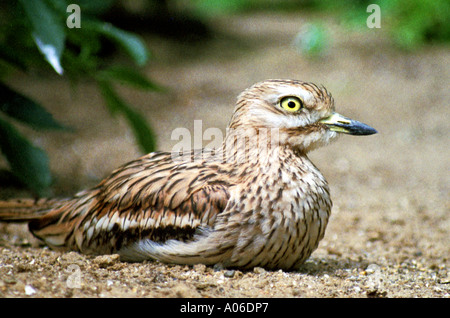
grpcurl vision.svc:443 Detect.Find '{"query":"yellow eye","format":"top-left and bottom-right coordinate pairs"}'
top-left (280, 96), bottom-right (303, 112)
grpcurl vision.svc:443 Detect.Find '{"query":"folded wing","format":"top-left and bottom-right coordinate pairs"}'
top-left (1, 151), bottom-right (233, 255)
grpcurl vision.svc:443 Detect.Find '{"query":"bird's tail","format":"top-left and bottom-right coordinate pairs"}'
top-left (0, 198), bottom-right (63, 222)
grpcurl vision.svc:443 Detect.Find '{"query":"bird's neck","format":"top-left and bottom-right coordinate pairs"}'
top-left (221, 126), bottom-right (312, 162)
top-left (221, 126), bottom-right (276, 165)
top-left (217, 127), bottom-right (316, 178)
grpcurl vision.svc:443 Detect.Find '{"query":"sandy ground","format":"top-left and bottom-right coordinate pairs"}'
top-left (0, 12), bottom-right (448, 298)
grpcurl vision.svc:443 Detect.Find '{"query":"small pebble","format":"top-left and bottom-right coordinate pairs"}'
top-left (58, 251), bottom-right (85, 265)
top-left (193, 264), bottom-right (207, 272)
top-left (93, 254), bottom-right (120, 268)
top-left (365, 264), bottom-right (380, 274)
top-left (224, 270), bottom-right (235, 278)
top-left (25, 285), bottom-right (36, 296)
top-left (439, 275), bottom-right (450, 284)
top-left (213, 263), bottom-right (224, 271)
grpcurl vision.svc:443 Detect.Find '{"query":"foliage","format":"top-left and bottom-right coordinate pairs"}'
top-left (313, 0), bottom-right (449, 50)
top-left (0, 0), bottom-right (159, 195)
top-left (187, 0), bottom-right (307, 15)
top-left (292, 23), bottom-right (328, 57)
top-left (188, 0), bottom-right (449, 50)
top-left (378, 0), bottom-right (449, 50)
top-left (1, 0), bottom-right (447, 195)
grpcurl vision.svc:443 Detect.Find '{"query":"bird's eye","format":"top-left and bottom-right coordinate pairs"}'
top-left (280, 96), bottom-right (303, 112)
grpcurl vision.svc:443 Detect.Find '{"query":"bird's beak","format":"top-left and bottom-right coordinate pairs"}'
top-left (319, 112), bottom-right (377, 135)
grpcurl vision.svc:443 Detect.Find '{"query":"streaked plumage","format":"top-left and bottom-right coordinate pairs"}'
top-left (0, 79), bottom-right (376, 270)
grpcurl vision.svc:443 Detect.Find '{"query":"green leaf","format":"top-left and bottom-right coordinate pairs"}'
top-left (98, 81), bottom-right (156, 153)
top-left (97, 66), bottom-right (162, 91)
top-left (84, 21), bottom-right (149, 66)
top-left (0, 83), bottom-right (68, 130)
top-left (293, 23), bottom-right (328, 57)
top-left (0, 116), bottom-right (52, 195)
top-left (97, 80), bottom-right (120, 115)
top-left (121, 104), bottom-right (157, 154)
top-left (18, 0), bottom-right (65, 74)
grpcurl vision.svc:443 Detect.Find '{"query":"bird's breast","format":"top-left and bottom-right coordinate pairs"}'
top-left (223, 158), bottom-right (332, 270)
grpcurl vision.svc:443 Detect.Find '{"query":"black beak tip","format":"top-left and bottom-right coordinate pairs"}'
top-left (352, 123), bottom-right (378, 135)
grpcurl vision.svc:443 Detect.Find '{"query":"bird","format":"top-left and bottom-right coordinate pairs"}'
top-left (0, 79), bottom-right (376, 270)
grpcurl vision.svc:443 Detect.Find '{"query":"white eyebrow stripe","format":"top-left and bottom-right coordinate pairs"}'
top-left (248, 107), bottom-right (312, 128)
top-left (269, 86), bottom-right (314, 104)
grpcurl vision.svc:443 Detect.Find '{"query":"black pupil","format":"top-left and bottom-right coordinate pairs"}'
top-left (287, 101), bottom-right (296, 108)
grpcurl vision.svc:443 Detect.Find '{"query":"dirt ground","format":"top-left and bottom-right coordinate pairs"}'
top-left (0, 12), bottom-right (448, 298)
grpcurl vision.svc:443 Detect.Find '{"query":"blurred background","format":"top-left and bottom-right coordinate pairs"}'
top-left (0, 0), bottom-right (448, 197)
top-left (0, 0), bottom-right (448, 215)
top-left (0, 0), bottom-right (448, 297)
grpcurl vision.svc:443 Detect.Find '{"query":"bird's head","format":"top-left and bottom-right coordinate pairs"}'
top-left (227, 79), bottom-right (377, 153)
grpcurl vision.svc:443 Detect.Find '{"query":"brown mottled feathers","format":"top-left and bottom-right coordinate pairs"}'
top-left (0, 198), bottom-right (66, 221)
top-left (0, 79), bottom-right (376, 270)
top-left (22, 150), bottom-right (233, 254)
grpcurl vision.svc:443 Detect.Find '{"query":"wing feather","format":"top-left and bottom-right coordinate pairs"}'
top-left (28, 151), bottom-right (233, 254)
